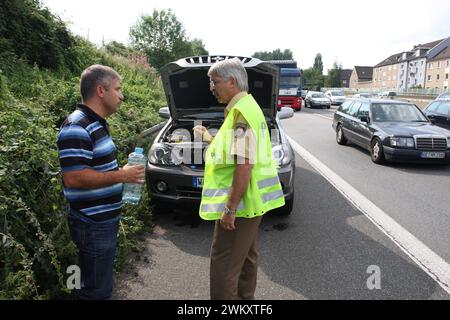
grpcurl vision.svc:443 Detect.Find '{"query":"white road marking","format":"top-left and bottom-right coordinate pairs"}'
top-left (287, 136), bottom-right (450, 294)
top-left (314, 114), bottom-right (333, 121)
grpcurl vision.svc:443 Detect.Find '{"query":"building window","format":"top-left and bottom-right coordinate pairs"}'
top-left (428, 63), bottom-right (432, 69)
top-left (447, 60), bottom-right (450, 67)
top-left (437, 74), bottom-right (440, 80)
top-left (446, 73), bottom-right (449, 80)
top-left (428, 75), bottom-right (431, 81)
top-left (437, 61), bottom-right (441, 68)
top-left (421, 61), bottom-right (424, 65)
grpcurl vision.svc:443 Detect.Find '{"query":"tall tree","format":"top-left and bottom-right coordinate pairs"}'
top-left (326, 60), bottom-right (343, 87)
top-left (302, 68), bottom-right (324, 91)
top-left (129, 9), bottom-right (207, 70)
top-left (189, 38), bottom-right (209, 56)
top-left (313, 53), bottom-right (323, 74)
top-left (253, 48), bottom-right (293, 60)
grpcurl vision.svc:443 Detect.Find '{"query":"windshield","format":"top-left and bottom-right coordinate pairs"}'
top-left (312, 93), bottom-right (326, 98)
top-left (371, 103), bottom-right (428, 122)
top-left (280, 76), bottom-right (301, 87)
top-left (331, 91), bottom-right (344, 96)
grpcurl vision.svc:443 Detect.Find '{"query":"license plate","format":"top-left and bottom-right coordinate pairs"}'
top-left (284, 105), bottom-right (291, 108)
top-left (420, 152), bottom-right (445, 159)
top-left (192, 177), bottom-right (204, 188)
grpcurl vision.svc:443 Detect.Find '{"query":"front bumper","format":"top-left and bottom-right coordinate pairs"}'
top-left (146, 161), bottom-right (296, 206)
top-left (330, 99), bottom-right (345, 105)
top-left (383, 146), bottom-right (450, 163)
top-left (310, 101), bottom-right (331, 108)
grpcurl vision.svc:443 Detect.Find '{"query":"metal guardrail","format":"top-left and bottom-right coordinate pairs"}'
top-left (321, 87), bottom-right (445, 98)
top-left (139, 121), bottom-right (167, 138)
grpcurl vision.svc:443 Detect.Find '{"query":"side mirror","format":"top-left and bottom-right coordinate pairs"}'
top-left (359, 116), bottom-right (370, 123)
top-left (278, 107), bottom-right (294, 120)
top-left (158, 107), bottom-right (170, 119)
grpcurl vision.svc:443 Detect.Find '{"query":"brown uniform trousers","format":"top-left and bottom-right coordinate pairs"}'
top-left (210, 215), bottom-right (263, 300)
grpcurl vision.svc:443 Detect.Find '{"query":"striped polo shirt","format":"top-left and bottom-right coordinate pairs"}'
top-left (57, 104), bottom-right (123, 221)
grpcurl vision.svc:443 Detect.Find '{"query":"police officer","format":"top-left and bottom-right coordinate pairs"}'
top-left (194, 58), bottom-right (284, 300)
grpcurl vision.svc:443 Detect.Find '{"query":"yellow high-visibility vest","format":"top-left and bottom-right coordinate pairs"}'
top-left (199, 94), bottom-right (285, 220)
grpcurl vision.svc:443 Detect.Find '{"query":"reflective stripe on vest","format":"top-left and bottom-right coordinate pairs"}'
top-left (203, 176), bottom-right (280, 198)
top-left (262, 189), bottom-right (284, 203)
top-left (201, 201), bottom-right (245, 213)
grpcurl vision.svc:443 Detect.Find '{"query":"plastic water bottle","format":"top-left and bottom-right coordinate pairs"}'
top-left (123, 147), bottom-right (147, 204)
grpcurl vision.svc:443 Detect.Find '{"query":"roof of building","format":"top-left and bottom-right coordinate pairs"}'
top-left (354, 66), bottom-right (373, 80)
top-left (375, 52), bottom-right (403, 68)
top-left (413, 39), bottom-right (444, 50)
top-left (428, 45), bottom-right (450, 62)
top-left (340, 69), bottom-right (352, 81)
top-left (374, 38), bottom-right (446, 67)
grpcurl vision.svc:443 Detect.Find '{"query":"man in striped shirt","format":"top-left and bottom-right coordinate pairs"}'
top-left (57, 65), bottom-right (145, 299)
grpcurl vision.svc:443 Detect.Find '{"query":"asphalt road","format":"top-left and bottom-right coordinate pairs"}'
top-left (114, 105), bottom-right (450, 300)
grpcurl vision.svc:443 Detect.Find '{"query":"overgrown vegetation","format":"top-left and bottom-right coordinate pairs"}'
top-left (0, 0), bottom-right (165, 299)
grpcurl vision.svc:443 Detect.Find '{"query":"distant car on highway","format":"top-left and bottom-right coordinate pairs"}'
top-left (324, 90), bottom-right (346, 105)
top-left (378, 91), bottom-right (397, 98)
top-left (423, 99), bottom-right (450, 130)
top-left (305, 91), bottom-right (331, 109)
top-left (332, 98), bottom-right (450, 164)
top-left (352, 92), bottom-right (373, 98)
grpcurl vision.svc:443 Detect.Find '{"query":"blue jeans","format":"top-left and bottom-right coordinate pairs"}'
top-left (68, 209), bottom-right (120, 300)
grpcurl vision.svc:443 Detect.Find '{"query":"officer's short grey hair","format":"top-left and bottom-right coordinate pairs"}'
top-left (207, 57), bottom-right (249, 92)
top-left (80, 64), bottom-right (122, 101)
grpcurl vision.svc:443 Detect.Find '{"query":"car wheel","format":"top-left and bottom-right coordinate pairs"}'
top-left (327, 105), bottom-right (331, 109)
top-left (273, 194), bottom-right (293, 216)
top-left (150, 200), bottom-right (173, 215)
top-left (371, 138), bottom-right (385, 164)
top-left (336, 125), bottom-right (347, 145)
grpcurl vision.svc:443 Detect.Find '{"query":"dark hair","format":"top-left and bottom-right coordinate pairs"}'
top-left (79, 64), bottom-right (122, 101)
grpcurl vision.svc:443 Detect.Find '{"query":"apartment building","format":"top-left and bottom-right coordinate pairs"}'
top-left (373, 53), bottom-right (401, 89)
top-left (349, 66), bottom-right (373, 89)
top-left (340, 69), bottom-right (352, 88)
top-left (425, 45), bottom-right (450, 91)
top-left (371, 37), bottom-right (450, 90)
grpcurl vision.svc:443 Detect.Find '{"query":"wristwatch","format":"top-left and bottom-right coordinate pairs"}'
top-left (224, 206), bottom-right (236, 216)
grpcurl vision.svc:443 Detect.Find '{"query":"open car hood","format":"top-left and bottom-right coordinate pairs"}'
top-left (160, 55), bottom-right (279, 121)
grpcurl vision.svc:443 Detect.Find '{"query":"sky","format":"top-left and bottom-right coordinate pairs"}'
top-left (42, 0), bottom-right (450, 74)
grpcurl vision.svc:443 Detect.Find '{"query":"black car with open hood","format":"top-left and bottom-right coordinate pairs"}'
top-left (145, 55), bottom-right (296, 216)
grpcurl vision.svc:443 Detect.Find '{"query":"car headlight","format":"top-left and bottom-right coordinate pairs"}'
top-left (447, 137), bottom-right (450, 148)
top-left (272, 144), bottom-right (292, 166)
top-left (390, 137), bottom-right (414, 148)
top-left (149, 143), bottom-right (183, 166)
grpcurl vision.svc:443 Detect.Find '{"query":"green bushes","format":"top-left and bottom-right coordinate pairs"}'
top-left (0, 0), bottom-right (167, 299)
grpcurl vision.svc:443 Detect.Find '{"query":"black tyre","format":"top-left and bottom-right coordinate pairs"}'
top-left (150, 200), bottom-right (173, 215)
top-left (273, 195), bottom-right (293, 217)
top-left (336, 125), bottom-right (347, 145)
top-left (370, 138), bottom-right (385, 164)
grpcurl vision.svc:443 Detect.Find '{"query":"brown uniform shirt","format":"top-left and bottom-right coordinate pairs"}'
top-left (224, 92), bottom-right (257, 164)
